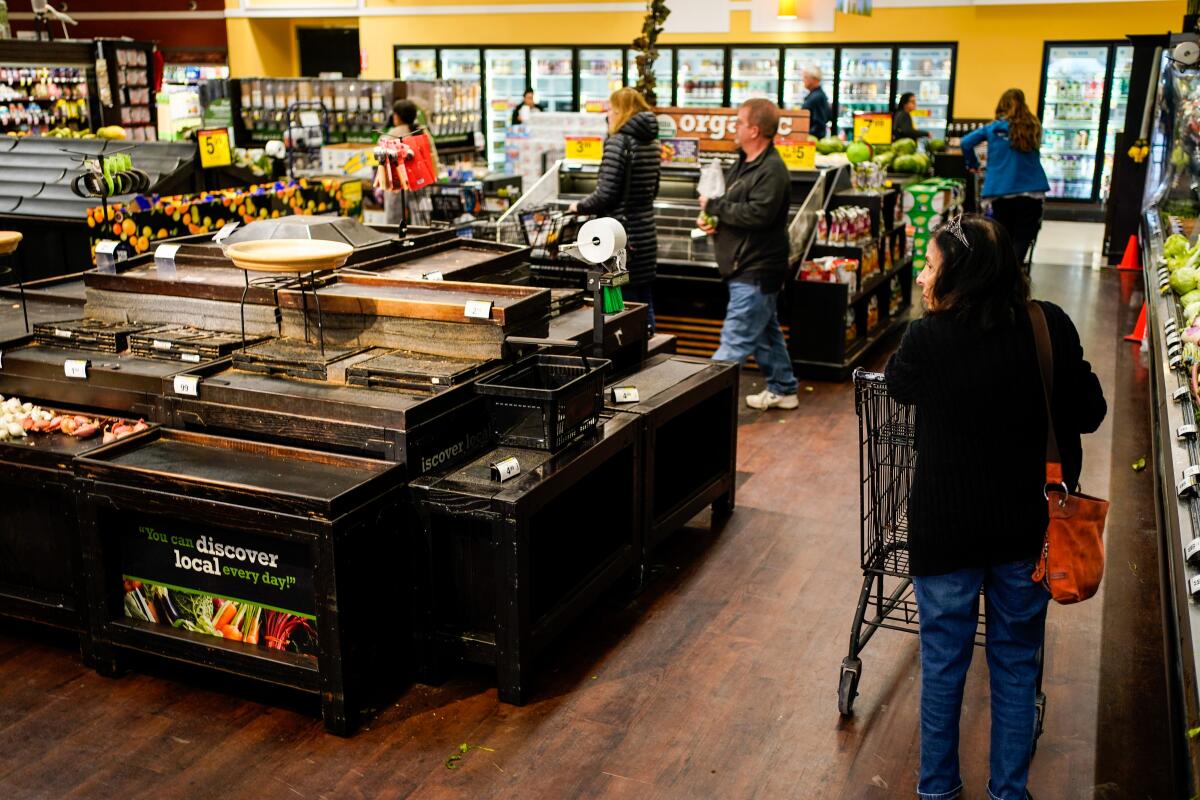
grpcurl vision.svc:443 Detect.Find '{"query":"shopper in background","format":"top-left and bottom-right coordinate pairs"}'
top-left (699, 98), bottom-right (800, 410)
top-left (885, 214), bottom-right (1106, 800)
top-left (384, 98), bottom-right (440, 227)
top-left (961, 89), bottom-right (1050, 267)
top-left (568, 87), bottom-right (662, 331)
top-left (893, 92), bottom-right (931, 141)
top-left (511, 88), bottom-right (544, 125)
top-left (801, 66), bottom-right (832, 140)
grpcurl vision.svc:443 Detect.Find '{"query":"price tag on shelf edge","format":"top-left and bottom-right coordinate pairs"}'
top-left (491, 456), bottom-right (521, 482)
top-left (565, 136), bottom-right (604, 163)
top-left (853, 113), bottom-right (892, 146)
top-left (1186, 537), bottom-right (1200, 562)
top-left (64, 359), bottom-right (88, 380)
top-left (464, 299), bottom-right (493, 320)
top-left (212, 222), bottom-right (240, 244)
top-left (777, 139), bottom-right (816, 171)
top-left (173, 374), bottom-right (200, 397)
top-left (1190, 574), bottom-right (1200, 597)
top-left (612, 386), bottom-right (640, 404)
top-left (423, 271), bottom-right (444, 281)
top-left (197, 128), bottom-right (233, 169)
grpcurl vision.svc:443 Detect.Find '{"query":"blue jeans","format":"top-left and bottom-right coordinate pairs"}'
top-left (712, 280), bottom-right (798, 395)
top-left (912, 561), bottom-right (1049, 800)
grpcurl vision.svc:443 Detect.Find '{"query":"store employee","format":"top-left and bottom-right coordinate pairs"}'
top-left (511, 88), bottom-right (545, 125)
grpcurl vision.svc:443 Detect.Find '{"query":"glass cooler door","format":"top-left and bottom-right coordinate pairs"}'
top-left (531, 48), bottom-right (574, 112)
top-left (837, 47), bottom-right (893, 137)
top-left (730, 47), bottom-right (780, 106)
top-left (578, 48), bottom-right (623, 108)
top-left (1040, 44), bottom-right (1110, 201)
top-left (783, 47), bottom-right (835, 110)
top-left (677, 47), bottom-right (725, 108)
top-left (896, 46), bottom-right (952, 141)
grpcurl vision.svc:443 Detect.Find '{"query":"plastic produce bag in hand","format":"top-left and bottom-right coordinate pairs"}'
top-left (697, 159), bottom-right (726, 198)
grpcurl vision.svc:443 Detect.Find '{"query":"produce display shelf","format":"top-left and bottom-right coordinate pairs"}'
top-left (410, 412), bottom-right (641, 704)
top-left (604, 354), bottom-right (737, 582)
top-left (75, 427), bottom-right (405, 735)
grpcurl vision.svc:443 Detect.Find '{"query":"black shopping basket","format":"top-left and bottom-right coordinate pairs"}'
top-left (842, 369), bottom-right (1046, 750)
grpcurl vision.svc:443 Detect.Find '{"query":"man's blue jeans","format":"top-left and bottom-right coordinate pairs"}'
top-left (712, 280), bottom-right (798, 396)
top-left (912, 561), bottom-right (1049, 800)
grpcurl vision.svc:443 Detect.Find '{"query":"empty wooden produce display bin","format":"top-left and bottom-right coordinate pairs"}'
top-left (605, 354), bottom-right (739, 582)
top-left (409, 413), bottom-right (642, 704)
top-left (74, 428), bottom-right (405, 735)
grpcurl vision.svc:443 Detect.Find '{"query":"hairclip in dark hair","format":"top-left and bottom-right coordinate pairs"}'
top-left (942, 210), bottom-right (970, 251)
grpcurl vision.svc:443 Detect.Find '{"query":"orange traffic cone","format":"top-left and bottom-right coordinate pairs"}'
top-left (1125, 302), bottom-right (1147, 343)
top-left (1118, 234), bottom-right (1140, 271)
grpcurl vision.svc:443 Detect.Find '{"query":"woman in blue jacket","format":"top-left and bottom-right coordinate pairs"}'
top-left (961, 89), bottom-right (1050, 267)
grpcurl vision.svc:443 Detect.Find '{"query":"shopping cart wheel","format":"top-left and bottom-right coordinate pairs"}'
top-left (1032, 690), bottom-right (1047, 757)
top-left (838, 657), bottom-right (861, 716)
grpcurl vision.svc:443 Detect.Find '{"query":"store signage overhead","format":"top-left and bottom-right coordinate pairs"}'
top-left (653, 107), bottom-right (811, 153)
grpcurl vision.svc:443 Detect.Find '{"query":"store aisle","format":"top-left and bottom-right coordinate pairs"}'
top-left (0, 250), bottom-right (1170, 799)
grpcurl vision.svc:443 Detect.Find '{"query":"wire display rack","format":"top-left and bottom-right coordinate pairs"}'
top-left (842, 369), bottom-right (1045, 750)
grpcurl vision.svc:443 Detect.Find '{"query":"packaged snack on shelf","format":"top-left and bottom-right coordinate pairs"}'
top-left (845, 308), bottom-right (858, 343)
top-left (867, 296), bottom-right (881, 331)
top-left (889, 276), bottom-right (903, 314)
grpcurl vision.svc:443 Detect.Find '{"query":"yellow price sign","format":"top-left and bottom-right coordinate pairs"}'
top-left (853, 113), bottom-right (892, 146)
top-left (777, 140), bottom-right (816, 171)
top-left (584, 101), bottom-right (607, 113)
top-left (565, 136), bottom-right (604, 162)
top-left (197, 128), bottom-right (232, 169)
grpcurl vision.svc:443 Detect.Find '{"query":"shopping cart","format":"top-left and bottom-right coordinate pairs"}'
top-left (841, 370), bottom-right (1046, 750)
top-left (519, 208), bottom-right (589, 261)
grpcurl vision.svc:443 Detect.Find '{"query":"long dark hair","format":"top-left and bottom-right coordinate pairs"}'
top-left (995, 88), bottom-right (1041, 152)
top-left (927, 214), bottom-right (1029, 330)
top-left (896, 92), bottom-right (915, 113)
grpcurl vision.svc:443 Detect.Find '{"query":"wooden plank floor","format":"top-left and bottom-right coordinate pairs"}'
top-left (0, 260), bottom-right (1173, 799)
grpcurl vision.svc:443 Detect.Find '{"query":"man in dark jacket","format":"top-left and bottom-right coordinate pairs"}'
top-left (699, 98), bottom-right (800, 410)
top-left (569, 99), bottom-right (661, 331)
top-left (801, 67), bottom-right (832, 140)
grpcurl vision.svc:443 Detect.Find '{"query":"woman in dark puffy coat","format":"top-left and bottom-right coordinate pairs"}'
top-left (570, 87), bottom-right (662, 331)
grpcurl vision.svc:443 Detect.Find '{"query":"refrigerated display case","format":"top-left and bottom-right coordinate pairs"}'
top-left (784, 47), bottom-right (835, 110)
top-left (1039, 43), bottom-right (1111, 201)
top-left (730, 47), bottom-right (780, 106)
top-left (627, 48), bottom-right (673, 106)
top-left (531, 48), bottom-right (574, 112)
top-left (1100, 45), bottom-right (1134, 200)
top-left (396, 49), bottom-right (438, 81)
top-left (579, 48), bottom-right (623, 108)
top-left (441, 49), bottom-right (482, 82)
top-left (837, 47), bottom-right (892, 136)
top-left (677, 48), bottom-right (725, 108)
top-left (896, 46), bottom-right (952, 141)
top-left (486, 49), bottom-right (526, 171)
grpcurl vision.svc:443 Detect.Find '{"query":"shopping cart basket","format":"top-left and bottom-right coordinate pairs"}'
top-left (842, 370), bottom-right (1046, 748)
top-left (519, 208), bottom-right (588, 261)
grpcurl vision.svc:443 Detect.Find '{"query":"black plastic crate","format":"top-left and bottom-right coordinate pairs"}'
top-left (475, 353), bottom-right (610, 452)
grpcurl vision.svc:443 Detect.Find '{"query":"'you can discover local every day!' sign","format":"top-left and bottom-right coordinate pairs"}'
top-left (119, 517), bottom-right (318, 656)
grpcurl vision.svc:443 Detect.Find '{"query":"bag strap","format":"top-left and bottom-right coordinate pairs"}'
top-left (1028, 301), bottom-right (1064, 486)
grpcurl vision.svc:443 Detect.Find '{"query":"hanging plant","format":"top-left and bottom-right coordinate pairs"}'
top-left (632, 0), bottom-right (670, 106)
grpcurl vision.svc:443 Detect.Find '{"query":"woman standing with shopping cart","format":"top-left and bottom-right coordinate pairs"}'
top-left (884, 215), bottom-right (1105, 800)
top-left (568, 87), bottom-right (661, 332)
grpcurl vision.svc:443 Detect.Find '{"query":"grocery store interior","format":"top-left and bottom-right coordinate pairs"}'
top-left (0, 1), bottom-right (1196, 797)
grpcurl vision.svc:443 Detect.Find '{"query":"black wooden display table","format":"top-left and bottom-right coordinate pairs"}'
top-left (409, 412), bottom-right (641, 704)
top-left (604, 354), bottom-right (738, 582)
top-left (165, 359), bottom-right (497, 471)
top-left (0, 408), bottom-right (155, 643)
top-left (549, 302), bottom-right (648, 376)
top-left (74, 428), bottom-right (404, 735)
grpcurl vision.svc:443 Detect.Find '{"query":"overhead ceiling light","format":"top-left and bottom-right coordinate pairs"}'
top-left (779, 0), bottom-right (798, 20)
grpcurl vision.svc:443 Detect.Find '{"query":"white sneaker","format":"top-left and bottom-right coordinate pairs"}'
top-left (746, 389), bottom-right (799, 410)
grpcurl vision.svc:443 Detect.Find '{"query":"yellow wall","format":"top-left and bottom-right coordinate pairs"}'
top-left (228, 1), bottom-right (1186, 118)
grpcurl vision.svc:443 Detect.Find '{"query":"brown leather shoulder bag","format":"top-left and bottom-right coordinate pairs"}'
top-left (1027, 301), bottom-right (1109, 604)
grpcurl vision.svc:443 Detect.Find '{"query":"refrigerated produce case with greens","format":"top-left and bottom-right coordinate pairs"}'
top-left (1138, 31), bottom-right (1200, 795)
